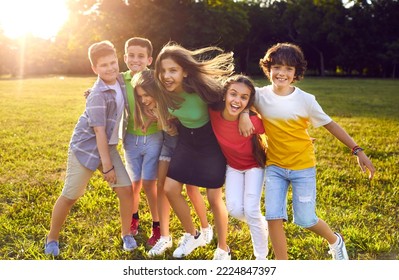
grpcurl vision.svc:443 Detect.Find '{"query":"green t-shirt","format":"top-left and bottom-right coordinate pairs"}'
top-left (168, 92), bottom-right (209, 128)
top-left (123, 71), bottom-right (159, 136)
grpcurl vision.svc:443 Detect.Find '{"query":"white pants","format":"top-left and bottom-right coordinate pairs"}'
top-left (225, 165), bottom-right (269, 260)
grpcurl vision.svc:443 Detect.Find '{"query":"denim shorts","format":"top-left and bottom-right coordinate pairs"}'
top-left (159, 132), bottom-right (178, 162)
top-left (123, 131), bottom-right (163, 181)
top-left (265, 165), bottom-right (319, 228)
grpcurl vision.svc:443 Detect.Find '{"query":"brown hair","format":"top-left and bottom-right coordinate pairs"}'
top-left (125, 37), bottom-right (153, 57)
top-left (154, 42), bottom-right (235, 111)
top-left (215, 74), bottom-right (267, 167)
top-left (88, 40), bottom-right (116, 67)
top-left (131, 69), bottom-right (170, 131)
top-left (259, 42), bottom-right (307, 83)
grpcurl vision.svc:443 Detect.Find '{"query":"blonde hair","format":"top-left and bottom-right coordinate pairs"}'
top-left (154, 42), bottom-right (235, 110)
top-left (131, 69), bottom-right (171, 131)
top-left (88, 40), bottom-right (116, 66)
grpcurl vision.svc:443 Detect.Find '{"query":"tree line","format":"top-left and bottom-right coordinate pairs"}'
top-left (1, 0), bottom-right (398, 78)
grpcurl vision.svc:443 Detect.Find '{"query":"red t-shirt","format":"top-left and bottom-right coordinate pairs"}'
top-left (209, 109), bottom-right (265, 170)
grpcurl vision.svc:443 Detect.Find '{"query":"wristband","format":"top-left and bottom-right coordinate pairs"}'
top-left (102, 165), bottom-right (114, 174)
top-left (351, 146), bottom-right (364, 156)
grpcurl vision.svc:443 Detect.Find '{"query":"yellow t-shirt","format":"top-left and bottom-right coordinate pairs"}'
top-left (254, 85), bottom-right (332, 170)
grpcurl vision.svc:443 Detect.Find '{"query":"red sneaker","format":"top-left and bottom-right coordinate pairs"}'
top-left (130, 218), bottom-right (139, 236)
top-left (147, 226), bottom-right (161, 246)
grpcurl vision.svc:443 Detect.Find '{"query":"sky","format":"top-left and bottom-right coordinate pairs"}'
top-left (0, 0), bottom-right (69, 39)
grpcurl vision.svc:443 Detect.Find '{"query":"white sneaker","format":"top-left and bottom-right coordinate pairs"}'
top-left (173, 232), bottom-right (206, 258)
top-left (201, 225), bottom-right (213, 244)
top-left (148, 236), bottom-right (173, 257)
top-left (213, 247), bottom-right (231, 260)
top-left (328, 232), bottom-right (349, 260)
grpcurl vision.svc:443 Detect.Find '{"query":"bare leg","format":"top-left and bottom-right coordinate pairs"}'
top-left (164, 177), bottom-right (196, 235)
top-left (186, 185), bottom-right (209, 228)
top-left (268, 219), bottom-right (288, 260)
top-left (47, 195), bottom-right (77, 242)
top-left (307, 218), bottom-right (338, 244)
top-left (157, 160), bottom-right (171, 237)
top-left (206, 188), bottom-right (228, 251)
top-left (131, 180), bottom-right (141, 215)
top-left (142, 179), bottom-right (159, 222)
top-left (114, 186), bottom-right (134, 236)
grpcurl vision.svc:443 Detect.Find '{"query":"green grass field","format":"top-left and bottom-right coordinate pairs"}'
top-left (0, 76), bottom-right (398, 260)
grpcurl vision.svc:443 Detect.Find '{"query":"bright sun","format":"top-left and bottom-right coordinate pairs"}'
top-left (0, 0), bottom-right (69, 39)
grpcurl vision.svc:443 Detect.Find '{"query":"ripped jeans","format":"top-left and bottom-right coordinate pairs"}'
top-left (265, 165), bottom-right (319, 228)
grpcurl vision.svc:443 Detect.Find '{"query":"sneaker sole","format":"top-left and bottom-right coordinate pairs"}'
top-left (173, 241), bottom-right (206, 258)
top-left (123, 245), bottom-right (137, 252)
top-left (148, 244), bottom-right (172, 257)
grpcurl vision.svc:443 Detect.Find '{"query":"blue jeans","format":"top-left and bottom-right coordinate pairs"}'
top-left (265, 165), bottom-right (318, 228)
top-left (123, 132), bottom-right (163, 181)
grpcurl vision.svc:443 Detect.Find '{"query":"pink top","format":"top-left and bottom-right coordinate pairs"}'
top-left (209, 109), bottom-right (265, 170)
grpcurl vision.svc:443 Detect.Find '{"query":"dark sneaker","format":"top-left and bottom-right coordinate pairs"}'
top-left (130, 218), bottom-right (139, 236)
top-left (147, 226), bottom-right (161, 246)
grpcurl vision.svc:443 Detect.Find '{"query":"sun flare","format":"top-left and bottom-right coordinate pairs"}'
top-left (0, 0), bottom-right (69, 39)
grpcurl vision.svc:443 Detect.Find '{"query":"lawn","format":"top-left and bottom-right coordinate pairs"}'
top-left (0, 76), bottom-right (398, 260)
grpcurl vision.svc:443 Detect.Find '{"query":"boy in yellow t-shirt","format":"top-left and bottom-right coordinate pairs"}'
top-left (240, 42), bottom-right (375, 260)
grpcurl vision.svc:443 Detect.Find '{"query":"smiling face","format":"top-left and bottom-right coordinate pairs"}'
top-left (158, 57), bottom-right (187, 93)
top-left (135, 86), bottom-right (156, 110)
top-left (91, 53), bottom-right (119, 85)
top-left (270, 64), bottom-right (296, 95)
top-left (124, 45), bottom-right (152, 75)
top-left (222, 82), bottom-right (252, 121)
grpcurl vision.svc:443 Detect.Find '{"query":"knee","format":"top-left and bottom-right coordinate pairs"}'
top-left (164, 184), bottom-right (179, 199)
top-left (114, 186), bottom-right (133, 197)
top-left (59, 195), bottom-right (78, 207)
top-left (227, 204), bottom-right (245, 221)
top-left (244, 208), bottom-right (261, 221)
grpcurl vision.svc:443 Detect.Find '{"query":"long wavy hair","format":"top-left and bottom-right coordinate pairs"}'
top-left (154, 42), bottom-right (235, 111)
top-left (131, 69), bottom-right (171, 131)
top-left (215, 74), bottom-right (267, 167)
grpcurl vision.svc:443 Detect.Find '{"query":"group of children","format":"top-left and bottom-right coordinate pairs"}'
top-left (44, 37), bottom-right (375, 260)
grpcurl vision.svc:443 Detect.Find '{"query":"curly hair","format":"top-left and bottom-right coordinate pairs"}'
top-left (259, 42), bottom-right (307, 83)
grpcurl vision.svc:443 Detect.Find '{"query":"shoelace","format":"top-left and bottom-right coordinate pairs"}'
top-left (178, 234), bottom-right (191, 249)
top-left (328, 246), bottom-right (344, 259)
top-left (153, 238), bottom-right (169, 250)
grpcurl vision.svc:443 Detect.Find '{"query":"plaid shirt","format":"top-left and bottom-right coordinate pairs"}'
top-left (69, 74), bottom-right (129, 171)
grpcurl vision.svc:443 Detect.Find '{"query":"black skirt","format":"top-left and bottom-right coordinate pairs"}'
top-left (167, 121), bottom-right (226, 188)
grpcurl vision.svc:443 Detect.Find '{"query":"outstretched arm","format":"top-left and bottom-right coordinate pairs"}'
top-left (324, 121), bottom-right (375, 180)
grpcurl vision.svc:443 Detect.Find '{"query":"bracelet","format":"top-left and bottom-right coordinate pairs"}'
top-left (241, 110), bottom-right (249, 114)
top-left (351, 146), bottom-right (364, 156)
top-left (102, 165), bottom-right (114, 174)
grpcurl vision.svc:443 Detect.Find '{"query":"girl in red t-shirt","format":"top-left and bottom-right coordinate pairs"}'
top-left (209, 75), bottom-right (269, 260)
